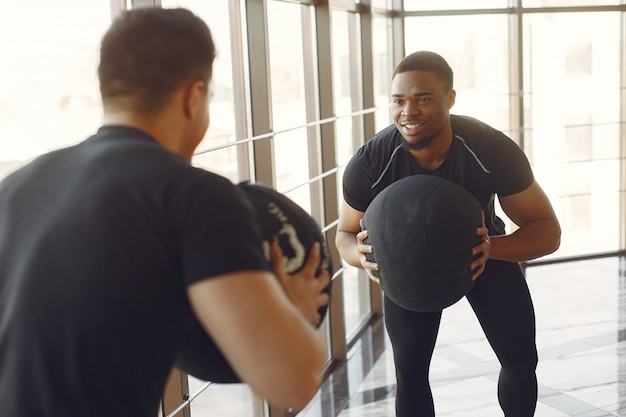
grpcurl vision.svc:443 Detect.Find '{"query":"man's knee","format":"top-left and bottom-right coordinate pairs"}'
top-left (501, 347), bottom-right (538, 373)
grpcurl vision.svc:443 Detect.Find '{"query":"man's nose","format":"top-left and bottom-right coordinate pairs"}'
top-left (401, 99), bottom-right (419, 116)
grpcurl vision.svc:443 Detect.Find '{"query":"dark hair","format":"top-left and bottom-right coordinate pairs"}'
top-left (392, 51), bottom-right (453, 92)
top-left (98, 7), bottom-right (216, 113)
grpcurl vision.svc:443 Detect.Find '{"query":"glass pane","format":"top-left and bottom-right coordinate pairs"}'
top-left (274, 128), bottom-right (311, 210)
top-left (373, 15), bottom-right (392, 132)
top-left (0, 0), bottom-right (112, 181)
top-left (162, 0), bottom-right (240, 182)
top-left (523, 12), bottom-right (622, 258)
top-left (268, 1), bottom-right (308, 132)
top-left (523, 0), bottom-right (621, 6)
top-left (267, 1), bottom-right (312, 205)
top-left (332, 11), bottom-right (356, 120)
top-left (403, 0), bottom-right (508, 11)
top-left (404, 14), bottom-right (511, 133)
top-left (193, 145), bottom-right (242, 182)
top-left (334, 10), bottom-right (357, 167)
top-left (370, 0), bottom-right (391, 8)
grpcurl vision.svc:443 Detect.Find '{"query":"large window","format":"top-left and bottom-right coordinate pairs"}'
top-left (0, 0), bottom-right (112, 179)
top-left (404, 14), bottom-right (511, 131)
top-left (523, 11), bottom-right (623, 258)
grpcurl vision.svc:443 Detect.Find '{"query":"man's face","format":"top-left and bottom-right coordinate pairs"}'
top-left (390, 70), bottom-right (455, 150)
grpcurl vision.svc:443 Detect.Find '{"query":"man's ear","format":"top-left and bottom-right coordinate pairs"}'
top-left (447, 88), bottom-right (456, 109)
top-left (183, 80), bottom-right (207, 119)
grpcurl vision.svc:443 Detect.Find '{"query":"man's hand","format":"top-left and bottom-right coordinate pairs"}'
top-left (270, 241), bottom-right (331, 326)
top-left (470, 211), bottom-right (490, 281)
top-left (357, 219), bottom-right (380, 284)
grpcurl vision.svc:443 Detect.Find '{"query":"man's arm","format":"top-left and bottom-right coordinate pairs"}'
top-left (335, 200), bottom-right (380, 282)
top-left (186, 253), bottom-right (328, 410)
top-left (487, 180), bottom-right (561, 263)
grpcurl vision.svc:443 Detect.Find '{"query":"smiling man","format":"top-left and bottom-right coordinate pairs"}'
top-left (335, 50), bottom-right (561, 417)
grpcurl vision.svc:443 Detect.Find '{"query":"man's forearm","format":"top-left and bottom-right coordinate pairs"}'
top-left (489, 219), bottom-right (561, 263)
top-left (335, 230), bottom-right (363, 268)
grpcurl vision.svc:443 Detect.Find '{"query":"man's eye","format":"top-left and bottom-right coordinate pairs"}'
top-left (393, 99), bottom-right (404, 105)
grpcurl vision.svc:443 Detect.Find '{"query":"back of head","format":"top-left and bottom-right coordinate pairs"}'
top-left (98, 7), bottom-right (216, 114)
top-left (392, 50), bottom-right (453, 92)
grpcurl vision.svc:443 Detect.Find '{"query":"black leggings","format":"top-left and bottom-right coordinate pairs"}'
top-left (384, 260), bottom-right (538, 417)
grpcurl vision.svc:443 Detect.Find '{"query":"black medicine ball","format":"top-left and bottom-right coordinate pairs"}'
top-left (174, 182), bottom-right (333, 383)
top-left (362, 175), bottom-right (483, 313)
top-left (239, 181), bottom-right (334, 302)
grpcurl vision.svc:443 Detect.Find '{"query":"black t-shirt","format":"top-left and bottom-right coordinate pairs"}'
top-left (0, 126), bottom-right (270, 417)
top-left (342, 114), bottom-right (534, 235)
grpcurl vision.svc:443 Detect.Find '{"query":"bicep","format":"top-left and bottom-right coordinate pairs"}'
top-left (497, 180), bottom-right (558, 227)
top-left (337, 200), bottom-right (365, 234)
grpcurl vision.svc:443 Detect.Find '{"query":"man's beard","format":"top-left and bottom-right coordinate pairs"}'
top-left (402, 134), bottom-right (436, 151)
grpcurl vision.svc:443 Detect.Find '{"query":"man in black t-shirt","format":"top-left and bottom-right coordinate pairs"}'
top-left (0, 8), bottom-right (329, 417)
top-left (336, 51), bottom-right (561, 417)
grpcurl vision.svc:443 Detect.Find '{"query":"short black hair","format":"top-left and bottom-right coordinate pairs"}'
top-left (98, 7), bottom-right (216, 113)
top-left (392, 51), bottom-right (453, 92)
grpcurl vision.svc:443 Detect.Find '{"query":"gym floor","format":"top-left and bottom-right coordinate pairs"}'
top-left (182, 256), bottom-right (625, 416)
top-left (297, 256), bottom-right (626, 417)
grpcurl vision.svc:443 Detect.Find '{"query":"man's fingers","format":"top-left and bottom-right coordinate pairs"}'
top-left (317, 292), bottom-right (330, 307)
top-left (303, 242), bottom-right (321, 273)
top-left (269, 241), bottom-right (286, 279)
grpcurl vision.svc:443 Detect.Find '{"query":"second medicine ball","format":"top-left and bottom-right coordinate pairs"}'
top-left (362, 175), bottom-right (483, 313)
top-left (239, 181), bottom-right (334, 312)
top-left (174, 182), bottom-right (333, 383)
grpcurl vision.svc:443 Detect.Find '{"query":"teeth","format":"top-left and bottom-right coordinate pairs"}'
top-left (404, 123), bottom-right (421, 129)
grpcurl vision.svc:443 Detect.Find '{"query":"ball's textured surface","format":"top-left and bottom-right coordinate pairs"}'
top-left (174, 182), bottom-right (333, 382)
top-left (362, 175), bottom-right (482, 312)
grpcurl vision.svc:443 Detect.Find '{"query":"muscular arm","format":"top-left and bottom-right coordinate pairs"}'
top-left (489, 180), bottom-right (561, 262)
top-left (335, 200), bottom-right (380, 281)
top-left (335, 201), bottom-right (364, 268)
top-left (186, 271), bottom-right (326, 410)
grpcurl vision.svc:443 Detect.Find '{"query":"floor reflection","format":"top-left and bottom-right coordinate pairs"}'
top-left (298, 256), bottom-right (626, 417)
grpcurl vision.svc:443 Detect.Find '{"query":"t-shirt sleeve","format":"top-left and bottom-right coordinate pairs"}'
top-left (342, 147), bottom-right (375, 213)
top-left (490, 134), bottom-right (534, 197)
top-left (175, 173), bottom-right (271, 287)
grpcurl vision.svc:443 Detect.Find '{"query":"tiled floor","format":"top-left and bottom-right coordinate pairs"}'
top-left (179, 256), bottom-right (625, 416)
top-left (297, 256), bottom-right (626, 417)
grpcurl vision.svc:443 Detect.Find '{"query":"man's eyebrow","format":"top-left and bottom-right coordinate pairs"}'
top-left (391, 92), bottom-right (433, 98)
